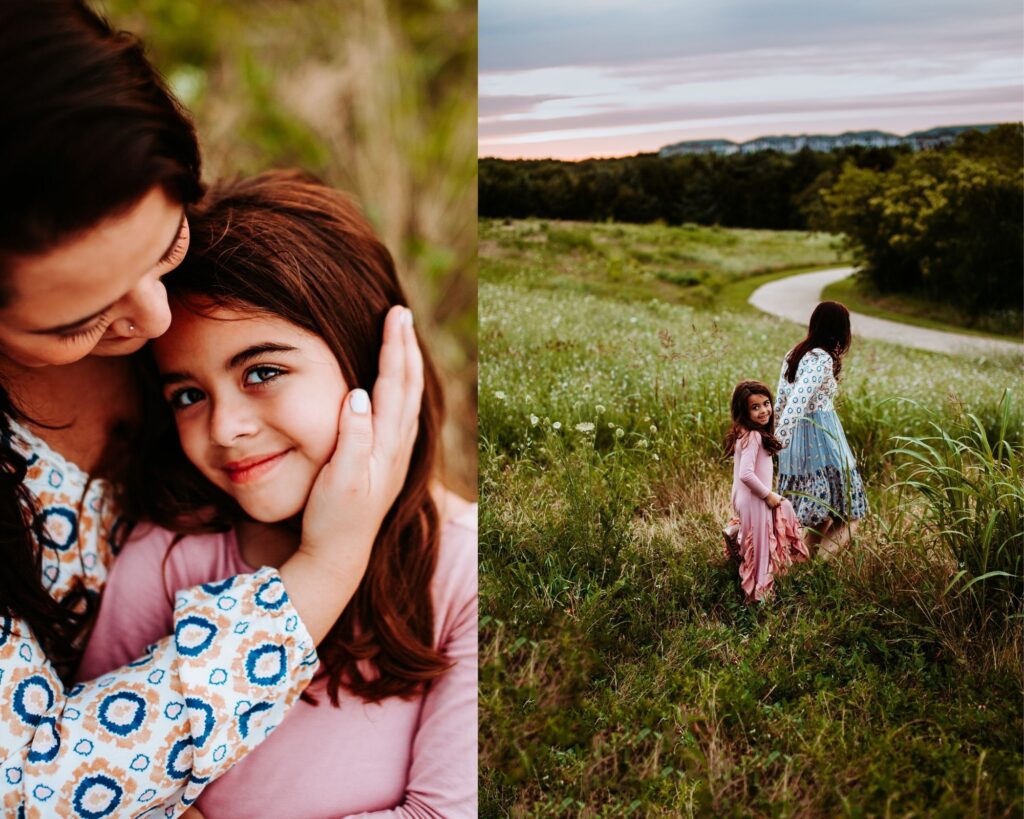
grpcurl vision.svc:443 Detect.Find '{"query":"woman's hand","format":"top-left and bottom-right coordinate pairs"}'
top-left (766, 492), bottom-right (783, 509)
top-left (279, 305), bottom-right (423, 643)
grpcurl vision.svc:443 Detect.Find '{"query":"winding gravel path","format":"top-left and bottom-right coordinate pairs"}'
top-left (749, 267), bottom-right (1024, 356)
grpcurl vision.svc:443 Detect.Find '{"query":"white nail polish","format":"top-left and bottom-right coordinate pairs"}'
top-left (350, 389), bottom-right (370, 414)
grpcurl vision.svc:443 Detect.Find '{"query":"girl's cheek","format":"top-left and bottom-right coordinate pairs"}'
top-left (176, 422), bottom-right (205, 470)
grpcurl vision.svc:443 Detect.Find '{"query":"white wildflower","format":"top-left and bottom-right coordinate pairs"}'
top-left (575, 422), bottom-right (595, 433)
top-left (530, 415), bottom-right (539, 426)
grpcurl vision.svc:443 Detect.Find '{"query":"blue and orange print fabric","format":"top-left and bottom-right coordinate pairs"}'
top-left (0, 420), bottom-right (318, 818)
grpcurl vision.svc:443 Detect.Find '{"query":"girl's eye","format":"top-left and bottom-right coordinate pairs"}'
top-left (169, 387), bottom-right (205, 409)
top-left (243, 366), bottom-right (284, 386)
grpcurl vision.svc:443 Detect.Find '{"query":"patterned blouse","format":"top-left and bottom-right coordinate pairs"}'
top-left (774, 348), bottom-right (838, 448)
top-left (0, 420), bottom-right (318, 818)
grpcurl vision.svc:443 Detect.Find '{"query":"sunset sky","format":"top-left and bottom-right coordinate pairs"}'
top-left (479, 0), bottom-right (1024, 159)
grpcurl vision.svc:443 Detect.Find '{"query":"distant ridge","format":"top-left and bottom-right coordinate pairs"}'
top-left (658, 124), bottom-right (1000, 157)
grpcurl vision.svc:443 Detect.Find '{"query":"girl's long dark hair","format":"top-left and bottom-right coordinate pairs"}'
top-left (724, 380), bottom-right (782, 457)
top-left (122, 170), bottom-right (449, 705)
top-left (0, 1), bottom-right (202, 680)
top-left (784, 301), bottom-right (851, 384)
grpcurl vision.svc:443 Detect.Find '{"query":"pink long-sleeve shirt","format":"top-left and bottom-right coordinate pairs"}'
top-left (79, 507), bottom-right (478, 818)
top-left (733, 429), bottom-right (773, 502)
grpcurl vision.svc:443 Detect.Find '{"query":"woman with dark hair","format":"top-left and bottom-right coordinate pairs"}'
top-left (775, 301), bottom-right (868, 552)
top-left (0, 2), bottom-right (422, 814)
top-left (79, 170), bottom-right (477, 817)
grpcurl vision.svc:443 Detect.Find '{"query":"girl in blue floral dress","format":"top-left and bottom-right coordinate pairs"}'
top-left (775, 301), bottom-right (868, 553)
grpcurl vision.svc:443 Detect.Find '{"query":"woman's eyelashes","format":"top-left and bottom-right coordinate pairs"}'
top-left (58, 314), bottom-right (110, 344)
top-left (158, 220), bottom-right (189, 266)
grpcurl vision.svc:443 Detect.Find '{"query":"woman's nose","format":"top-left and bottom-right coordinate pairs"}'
top-left (114, 274), bottom-right (172, 339)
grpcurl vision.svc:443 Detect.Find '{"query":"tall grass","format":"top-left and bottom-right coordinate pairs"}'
top-left (480, 221), bottom-right (1024, 816)
top-left (889, 391), bottom-right (1023, 623)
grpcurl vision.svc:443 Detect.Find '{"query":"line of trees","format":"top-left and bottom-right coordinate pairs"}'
top-left (479, 145), bottom-right (906, 229)
top-left (480, 124), bottom-right (1023, 322)
top-left (819, 125), bottom-right (1022, 320)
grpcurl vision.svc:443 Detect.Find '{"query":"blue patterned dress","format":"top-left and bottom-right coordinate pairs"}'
top-left (0, 419), bottom-right (318, 818)
top-left (774, 348), bottom-right (868, 527)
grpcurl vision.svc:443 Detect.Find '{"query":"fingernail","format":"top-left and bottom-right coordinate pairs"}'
top-left (401, 308), bottom-right (413, 327)
top-left (349, 389), bottom-right (370, 414)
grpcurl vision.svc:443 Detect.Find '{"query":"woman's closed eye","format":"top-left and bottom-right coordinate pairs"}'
top-left (168, 386), bottom-right (206, 409)
top-left (158, 219), bottom-right (190, 267)
top-left (57, 314), bottom-right (110, 345)
top-left (243, 365), bottom-right (286, 387)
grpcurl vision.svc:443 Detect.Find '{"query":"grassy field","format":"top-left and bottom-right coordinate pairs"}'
top-left (480, 218), bottom-right (847, 310)
top-left (479, 219), bottom-right (1023, 817)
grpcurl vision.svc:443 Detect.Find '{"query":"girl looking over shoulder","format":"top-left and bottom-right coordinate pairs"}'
top-left (79, 171), bottom-right (478, 818)
top-left (724, 380), bottom-right (809, 602)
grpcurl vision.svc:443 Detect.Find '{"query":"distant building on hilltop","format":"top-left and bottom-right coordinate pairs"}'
top-left (657, 124), bottom-right (998, 157)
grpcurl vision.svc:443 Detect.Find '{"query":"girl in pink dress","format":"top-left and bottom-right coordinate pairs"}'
top-left (724, 380), bottom-right (809, 602)
top-left (79, 171), bottom-right (477, 817)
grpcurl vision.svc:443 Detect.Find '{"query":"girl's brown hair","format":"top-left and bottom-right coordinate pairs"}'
top-left (124, 169), bottom-right (448, 704)
top-left (784, 301), bottom-right (851, 384)
top-left (724, 380), bottom-right (782, 457)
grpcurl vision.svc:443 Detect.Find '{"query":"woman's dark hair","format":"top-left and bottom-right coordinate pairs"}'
top-left (0, 0), bottom-right (203, 291)
top-left (784, 301), bottom-right (851, 384)
top-left (123, 170), bottom-right (450, 705)
top-left (0, 0), bottom-right (203, 681)
top-left (724, 380), bottom-right (782, 457)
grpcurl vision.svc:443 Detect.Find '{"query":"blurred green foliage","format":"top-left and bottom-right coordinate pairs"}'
top-left (96, 0), bottom-right (477, 493)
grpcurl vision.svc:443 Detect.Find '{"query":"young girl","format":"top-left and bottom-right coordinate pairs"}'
top-left (724, 380), bottom-right (809, 602)
top-left (775, 301), bottom-right (868, 553)
top-left (78, 171), bottom-right (477, 817)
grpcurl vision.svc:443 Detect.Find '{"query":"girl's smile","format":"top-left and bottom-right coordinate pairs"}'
top-left (151, 303), bottom-right (349, 522)
top-left (747, 394), bottom-right (772, 427)
top-left (222, 449), bottom-right (294, 484)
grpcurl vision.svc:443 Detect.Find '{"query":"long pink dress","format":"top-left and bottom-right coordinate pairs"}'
top-left (729, 430), bottom-right (809, 601)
